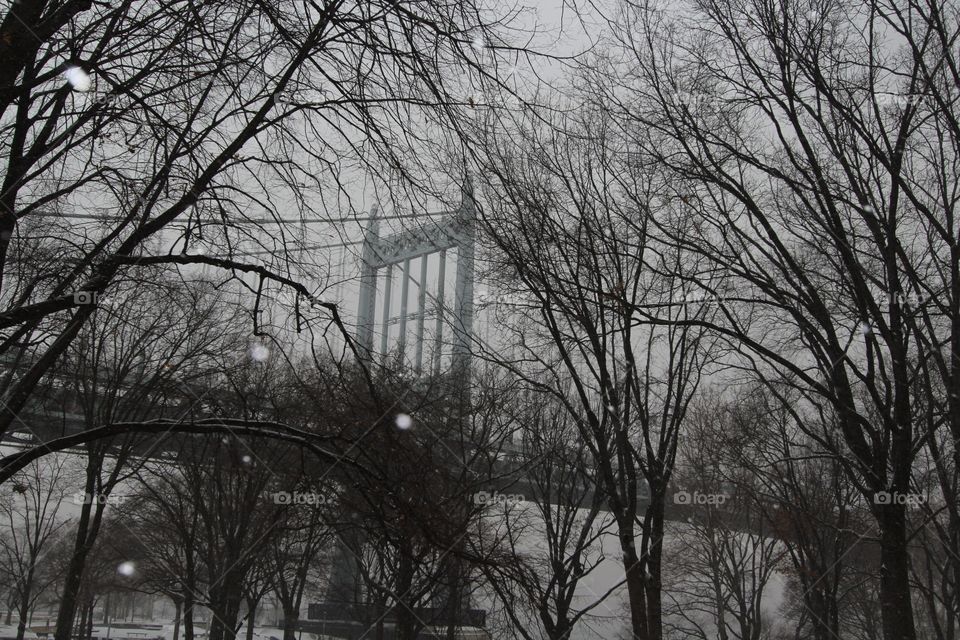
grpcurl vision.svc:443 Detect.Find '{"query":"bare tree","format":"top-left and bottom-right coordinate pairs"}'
top-left (266, 493), bottom-right (332, 640)
top-left (0, 454), bottom-right (72, 640)
top-left (722, 387), bottom-right (884, 640)
top-left (472, 102), bottom-right (717, 640)
top-left (329, 365), bottom-right (515, 640)
top-left (665, 392), bottom-right (787, 640)
top-left (131, 433), bottom-right (290, 640)
top-left (121, 465), bottom-right (203, 640)
top-left (241, 563), bottom-right (273, 640)
top-left (585, 1), bottom-right (960, 638)
top-left (47, 277), bottom-right (243, 640)
top-left (474, 387), bottom-right (618, 640)
top-left (0, 0), bottom-right (529, 464)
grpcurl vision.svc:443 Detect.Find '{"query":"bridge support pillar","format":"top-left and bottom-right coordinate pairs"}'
top-left (353, 178), bottom-right (475, 373)
top-left (326, 530), bottom-right (364, 608)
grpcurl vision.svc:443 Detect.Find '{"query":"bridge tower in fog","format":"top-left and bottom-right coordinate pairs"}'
top-left (320, 180), bottom-right (481, 637)
top-left (354, 179), bottom-right (476, 379)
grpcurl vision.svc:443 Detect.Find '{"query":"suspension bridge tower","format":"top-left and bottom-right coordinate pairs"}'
top-left (317, 179), bottom-right (482, 639)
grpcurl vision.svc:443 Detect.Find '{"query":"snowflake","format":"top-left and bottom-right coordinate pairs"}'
top-left (249, 343), bottom-right (270, 362)
top-left (64, 67), bottom-right (91, 92)
top-left (395, 413), bottom-right (413, 430)
top-left (117, 561), bottom-right (136, 577)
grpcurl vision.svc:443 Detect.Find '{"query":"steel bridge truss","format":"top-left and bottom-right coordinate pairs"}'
top-left (355, 181), bottom-right (475, 378)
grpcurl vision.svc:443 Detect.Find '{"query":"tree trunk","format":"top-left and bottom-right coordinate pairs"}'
top-left (395, 544), bottom-right (416, 640)
top-left (55, 552), bottom-right (86, 640)
top-left (77, 597), bottom-right (88, 640)
top-left (207, 593), bottom-right (224, 640)
top-left (172, 598), bottom-right (182, 640)
top-left (183, 591), bottom-right (195, 640)
top-left (244, 598), bottom-right (256, 640)
top-left (15, 576), bottom-right (32, 640)
top-left (54, 494), bottom-right (96, 640)
top-left (371, 594), bottom-right (385, 640)
top-left (878, 505), bottom-right (917, 640)
top-left (208, 579), bottom-right (244, 640)
top-left (644, 501), bottom-right (665, 640)
top-left (442, 557), bottom-right (464, 640)
top-left (280, 605), bottom-right (297, 640)
top-left (618, 521), bottom-right (651, 640)
top-left (800, 571), bottom-right (839, 640)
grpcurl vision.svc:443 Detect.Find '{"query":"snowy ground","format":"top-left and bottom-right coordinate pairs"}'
top-left (0, 624), bottom-right (311, 640)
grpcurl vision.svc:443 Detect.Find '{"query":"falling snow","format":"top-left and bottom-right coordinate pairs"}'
top-left (64, 66), bottom-right (91, 92)
top-left (249, 343), bottom-right (270, 362)
top-left (3, 6), bottom-right (953, 639)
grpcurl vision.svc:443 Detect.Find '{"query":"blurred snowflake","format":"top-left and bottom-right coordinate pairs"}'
top-left (64, 66), bottom-right (91, 92)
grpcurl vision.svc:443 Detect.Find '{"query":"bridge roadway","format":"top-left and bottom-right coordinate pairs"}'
top-left (1, 398), bottom-right (881, 640)
top-left (2, 405), bottom-right (773, 530)
top-left (3, 397), bottom-right (866, 549)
